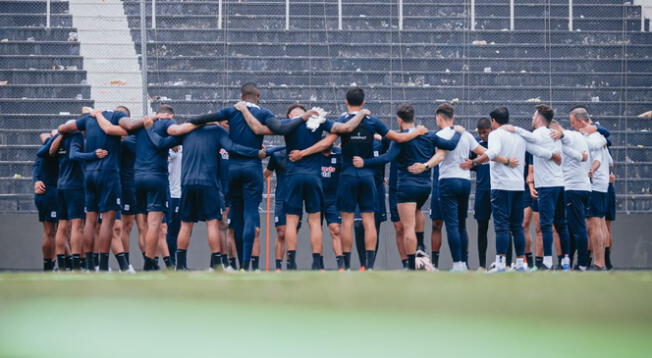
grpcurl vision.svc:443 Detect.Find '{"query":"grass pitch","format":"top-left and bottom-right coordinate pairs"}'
top-left (1, 271), bottom-right (651, 358)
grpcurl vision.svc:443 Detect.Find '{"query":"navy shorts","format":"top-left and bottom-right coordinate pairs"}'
top-left (135, 175), bottom-right (169, 213)
top-left (337, 175), bottom-right (376, 213)
top-left (474, 189), bottom-right (492, 221)
top-left (587, 191), bottom-right (608, 218)
top-left (429, 182), bottom-right (442, 220)
top-left (375, 183), bottom-right (387, 223)
top-left (121, 186), bottom-right (136, 215)
top-left (220, 179), bottom-right (231, 208)
top-left (322, 197), bottom-right (341, 224)
top-left (166, 196), bottom-right (181, 226)
top-left (274, 197), bottom-right (286, 227)
top-left (57, 188), bottom-right (85, 220)
top-left (285, 174), bottom-right (323, 215)
top-left (180, 185), bottom-right (222, 222)
top-left (522, 189), bottom-right (539, 212)
top-left (397, 184), bottom-right (431, 210)
top-left (35, 189), bottom-right (58, 222)
top-left (606, 183), bottom-right (616, 221)
top-left (228, 164), bottom-right (263, 204)
top-left (388, 190), bottom-right (400, 222)
top-left (84, 170), bottom-right (121, 213)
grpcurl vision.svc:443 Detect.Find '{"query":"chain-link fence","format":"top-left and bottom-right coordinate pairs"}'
top-left (0, 0), bottom-right (650, 214)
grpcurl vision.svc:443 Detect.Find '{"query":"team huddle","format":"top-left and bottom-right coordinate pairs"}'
top-left (32, 84), bottom-right (617, 273)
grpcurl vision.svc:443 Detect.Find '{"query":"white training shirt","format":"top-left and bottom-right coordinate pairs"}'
top-left (589, 133), bottom-right (610, 193)
top-left (437, 127), bottom-right (481, 180)
top-left (168, 147), bottom-right (182, 198)
top-left (515, 126), bottom-right (563, 188)
top-left (560, 130), bottom-right (592, 192)
top-left (485, 127), bottom-right (526, 191)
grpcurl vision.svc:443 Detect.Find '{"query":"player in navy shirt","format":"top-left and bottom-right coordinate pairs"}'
top-left (264, 146), bottom-right (290, 271)
top-left (355, 104), bottom-right (462, 270)
top-left (40, 129), bottom-right (105, 271)
top-left (470, 118), bottom-right (492, 269)
top-left (288, 87), bottom-right (427, 270)
top-left (117, 135), bottom-right (137, 270)
top-left (187, 83), bottom-right (306, 271)
top-left (240, 102), bottom-right (368, 270)
top-left (57, 105), bottom-right (142, 271)
top-left (159, 120), bottom-right (265, 270)
top-left (33, 132), bottom-right (59, 271)
top-left (387, 156), bottom-right (408, 268)
top-left (320, 146), bottom-right (344, 270)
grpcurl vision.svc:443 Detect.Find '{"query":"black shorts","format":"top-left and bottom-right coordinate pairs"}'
top-left (135, 175), bottom-right (169, 213)
top-left (57, 188), bottom-right (85, 220)
top-left (606, 183), bottom-right (616, 221)
top-left (35, 189), bottom-right (58, 222)
top-left (337, 175), bottom-right (376, 213)
top-left (397, 184), bottom-right (431, 210)
top-left (180, 185), bottom-right (222, 222)
top-left (84, 170), bottom-right (121, 213)
top-left (121, 186), bottom-right (136, 215)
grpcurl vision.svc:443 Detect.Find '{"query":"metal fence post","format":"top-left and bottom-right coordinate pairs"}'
top-left (338, 0), bottom-right (342, 30)
top-left (398, 0), bottom-right (403, 30)
top-left (510, 0), bottom-right (514, 31)
top-left (285, 0), bottom-right (290, 30)
top-left (569, 0), bottom-right (573, 31)
top-left (470, 0), bottom-right (475, 31)
top-left (218, 0), bottom-right (223, 30)
top-left (140, 0), bottom-right (149, 117)
top-left (46, 0), bottom-right (51, 28)
top-left (152, 0), bottom-right (156, 29)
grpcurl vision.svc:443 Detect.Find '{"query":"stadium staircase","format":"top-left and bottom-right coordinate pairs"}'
top-left (0, 0), bottom-right (650, 213)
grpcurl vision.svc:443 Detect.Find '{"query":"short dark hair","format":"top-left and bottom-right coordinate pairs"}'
top-left (569, 104), bottom-right (588, 112)
top-left (286, 103), bottom-right (306, 118)
top-left (156, 104), bottom-right (174, 115)
top-left (535, 104), bottom-right (554, 124)
top-left (476, 117), bottom-right (491, 130)
top-left (241, 82), bottom-right (259, 98)
top-left (346, 87), bottom-right (365, 107)
top-left (116, 105), bottom-right (131, 117)
top-left (435, 103), bottom-right (454, 119)
top-left (490, 106), bottom-right (509, 124)
top-left (396, 104), bottom-right (415, 123)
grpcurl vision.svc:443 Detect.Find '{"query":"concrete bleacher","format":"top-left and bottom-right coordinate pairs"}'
top-left (0, 0), bottom-right (650, 213)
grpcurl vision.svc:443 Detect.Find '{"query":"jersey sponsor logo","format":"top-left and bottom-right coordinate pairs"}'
top-left (321, 166), bottom-right (336, 178)
top-left (219, 148), bottom-right (229, 160)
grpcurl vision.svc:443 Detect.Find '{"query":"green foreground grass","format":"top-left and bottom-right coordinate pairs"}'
top-left (1, 271), bottom-right (651, 358)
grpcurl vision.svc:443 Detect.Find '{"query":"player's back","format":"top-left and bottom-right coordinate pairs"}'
top-left (395, 131), bottom-right (438, 186)
top-left (488, 127), bottom-right (525, 191)
top-left (222, 105), bottom-right (274, 163)
top-left (180, 125), bottom-right (222, 188)
top-left (134, 119), bottom-right (178, 176)
top-left (75, 110), bottom-right (127, 172)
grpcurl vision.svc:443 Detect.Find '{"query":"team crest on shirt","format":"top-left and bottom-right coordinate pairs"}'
top-left (219, 148), bottom-right (229, 160)
top-left (50, 211), bottom-right (57, 218)
top-left (331, 158), bottom-right (337, 164)
top-left (373, 151), bottom-right (379, 157)
top-left (321, 166), bottom-right (336, 178)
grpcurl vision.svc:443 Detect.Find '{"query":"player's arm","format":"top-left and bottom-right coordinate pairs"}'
top-left (431, 127), bottom-right (464, 150)
top-left (32, 157), bottom-right (46, 194)
top-left (235, 102), bottom-right (274, 135)
top-left (144, 118), bottom-right (182, 149)
top-left (69, 134), bottom-right (106, 161)
top-left (216, 126), bottom-right (265, 159)
top-left (354, 141), bottom-right (400, 168)
top-left (330, 109), bottom-right (370, 133)
top-left (93, 110), bottom-right (129, 136)
top-left (264, 155), bottom-right (276, 179)
top-left (584, 133), bottom-right (607, 151)
top-left (118, 116), bottom-right (144, 132)
top-left (47, 133), bottom-right (64, 156)
top-left (589, 158), bottom-right (601, 179)
top-left (407, 148), bottom-right (447, 174)
top-left (265, 145), bottom-right (286, 157)
top-left (289, 133), bottom-right (338, 162)
top-left (562, 142), bottom-right (587, 162)
top-left (167, 122), bottom-right (201, 136)
top-left (57, 119), bottom-right (79, 134)
top-left (37, 135), bottom-right (56, 157)
top-left (384, 126), bottom-right (428, 143)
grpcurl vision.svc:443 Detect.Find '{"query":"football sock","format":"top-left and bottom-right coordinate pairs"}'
top-left (251, 256), bottom-right (260, 271)
top-left (153, 257), bottom-right (160, 270)
top-left (99, 253), bottom-right (110, 271)
top-left (221, 254), bottom-right (230, 267)
top-left (336, 256), bottom-right (345, 270)
top-left (525, 253), bottom-right (533, 268)
top-left (124, 252), bottom-right (130, 265)
top-left (210, 252), bottom-right (221, 269)
top-left (401, 259), bottom-right (408, 269)
top-left (176, 249), bottom-right (187, 270)
top-left (431, 251), bottom-right (439, 268)
top-left (287, 250), bottom-right (297, 270)
top-left (71, 254), bottom-right (81, 270)
top-left (535, 256), bottom-right (543, 269)
top-left (229, 257), bottom-right (237, 270)
top-left (311, 253), bottom-right (321, 270)
top-left (320, 255), bottom-right (324, 270)
top-left (605, 248), bottom-right (613, 270)
top-left (275, 259), bottom-right (282, 270)
top-left (407, 254), bottom-right (416, 270)
top-left (114, 252), bottom-right (129, 271)
top-left (43, 258), bottom-right (54, 271)
top-left (56, 254), bottom-right (66, 271)
top-left (416, 232), bottom-right (425, 251)
top-left (65, 256), bottom-right (73, 270)
top-left (343, 252), bottom-right (351, 270)
top-left (80, 257), bottom-right (86, 269)
top-left (587, 250), bottom-right (593, 267)
top-left (163, 256), bottom-right (173, 269)
top-left (85, 252), bottom-right (94, 271)
top-left (93, 253), bottom-right (99, 268)
top-left (365, 250), bottom-right (376, 270)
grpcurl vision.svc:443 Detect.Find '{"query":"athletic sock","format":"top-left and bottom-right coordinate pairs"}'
top-left (80, 257), bottom-right (86, 269)
top-left (93, 253), bottom-right (99, 268)
top-left (287, 250), bottom-right (297, 270)
top-left (416, 232), bottom-right (425, 251)
top-left (320, 255), bottom-right (324, 270)
top-left (65, 256), bottom-right (73, 270)
top-left (343, 252), bottom-right (351, 270)
top-left (336, 256), bottom-right (345, 270)
top-left (587, 250), bottom-right (593, 267)
top-left (431, 251), bottom-right (440, 269)
top-left (210, 252), bottom-right (222, 269)
top-left (114, 252), bottom-right (129, 271)
top-left (143, 256), bottom-right (156, 271)
top-left (535, 256), bottom-right (543, 269)
top-left (71, 254), bottom-right (81, 271)
top-left (153, 257), bottom-right (160, 270)
top-left (176, 249), bottom-right (187, 270)
top-left (515, 258), bottom-right (525, 269)
top-left (141, 252), bottom-right (147, 262)
top-left (605, 248), bottom-right (613, 270)
top-left (407, 254), bottom-right (416, 270)
top-left (311, 253), bottom-right (321, 270)
top-left (56, 254), bottom-right (66, 271)
top-left (365, 250), bottom-right (376, 270)
top-left (99, 253), bottom-right (109, 271)
top-left (557, 255), bottom-right (563, 268)
top-left (229, 257), bottom-right (237, 270)
top-left (401, 259), bottom-right (408, 269)
top-left (85, 252), bottom-right (94, 271)
top-left (43, 258), bottom-right (54, 271)
top-left (525, 253), bottom-right (533, 268)
top-left (221, 254), bottom-right (230, 267)
top-left (163, 256), bottom-right (173, 269)
top-left (251, 256), bottom-right (259, 271)
top-left (124, 252), bottom-right (130, 265)
top-left (275, 259), bottom-right (282, 270)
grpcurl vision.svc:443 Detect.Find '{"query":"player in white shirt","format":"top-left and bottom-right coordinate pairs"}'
top-left (166, 146), bottom-right (182, 266)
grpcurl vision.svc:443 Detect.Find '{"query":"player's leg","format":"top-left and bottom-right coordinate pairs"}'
top-left (508, 191), bottom-right (527, 271)
top-left (121, 214), bottom-right (134, 266)
top-left (41, 221), bottom-right (57, 271)
top-left (489, 190), bottom-right (510, 272)
top-left (328, 222), bottom-right (343, 271)
top-left (82, 212), bottom-right (97, 271)
top-left (308, 212), bottom-right (324, 270)
top-left (439, 178), bottom-right (464, 271)
top-left (398, 202), bottom-right (417, 270)
top-left (228, 228), bottom-right (238, 269)
top-left (475, 189), bottom-right (491, 270)
top-left (523, 205), bottom-right (534, 268)
top-left (458, 180), bottom-right (471, 267)
top-left (207, 219), bottom-right (222, 271)
top-left (537, 188), bottom-right (555, 269)
top-left (605, 183), bottom-right (615, 270)
top-left (429, 188), bottom-right (444, 270)
top-left (54, 219), bottom-right (69, 271)
top-left (389, 192), bottom-right (406, 268)
top-left (176, 221), bottom-right (193, 270)
top-left (354, 215), bottom-right (365, 268)
top-left (110, 219), bottom-right (129, 271)
top-left (159, 223), bottom-right (173, 269)
top-left (251, 227), bottom-right (260, 271)
top-left (552, 189), bottom-right (572, 270)
top-left (340, 212), bottom-right (355, 270)
top-left (275, 224), bottom-right (286, 271)
top-left (240, 167), bottom-right (263, 272)
top-left (220, 206), bottom-right (232, 269)
top-left (284, 214), bottom-right (300, 270)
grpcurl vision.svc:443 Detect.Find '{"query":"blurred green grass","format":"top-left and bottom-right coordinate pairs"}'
top-left (1, 271), bottom-right (651, 358)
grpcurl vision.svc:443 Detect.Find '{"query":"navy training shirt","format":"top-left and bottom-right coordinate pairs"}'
top-left (267, 149), bottom-right (288, 202)
top-left (120, 135), bottom-right (136, 190)
top-left (212, 105), bottom-right (274, 163)
top-left (178, 125), bottom-right (260, 187)
top-left (33, 136), bottom-right (59, 188)
top-left (320, 146), bottom-right (342, 195)
top-left (135, 119), bottom-right (180, 177)
top-left (40, 132), bottom-right (87, 190)
top-left (471, 137), bottom-right (490, 191)
top-left (74, 110), bottom-right (128, 172)
top-left (284, 120), bottom-right (334, 175)
top-left (338, 113), bottom-right (389, 177)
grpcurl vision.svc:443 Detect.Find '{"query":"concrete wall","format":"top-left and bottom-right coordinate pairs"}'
top-left (1, 212), bottom-right (650, 271)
